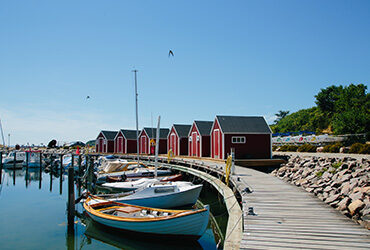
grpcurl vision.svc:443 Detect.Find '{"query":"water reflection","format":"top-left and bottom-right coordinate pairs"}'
top-left (0, 163), bottom-right (219, 250)
top-left (82, 217), bottom-right (203, 250)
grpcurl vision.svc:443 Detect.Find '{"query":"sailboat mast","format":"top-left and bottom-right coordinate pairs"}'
top-left (0, 118), bottom-right (5, 147)
top-left (133, 69), bottom-right (140, 165)
top-left (154, 115), bottom-right (161, 178)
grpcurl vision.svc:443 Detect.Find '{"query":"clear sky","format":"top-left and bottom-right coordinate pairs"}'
top-left (0, 0), bottom-right (369, 145)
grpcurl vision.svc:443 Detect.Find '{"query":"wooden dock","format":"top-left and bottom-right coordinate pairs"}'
top-left (236, 166), bottom-right (370, 249)
top-left (119, 155), bottom-right (370, 249)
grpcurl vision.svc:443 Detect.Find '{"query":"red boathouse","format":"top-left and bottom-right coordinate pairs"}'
top-left (138, 127), bottom-right (170, 155)
top-left (114, 129), bottom-right (140, 154)
top-left (210, 115), bottom-right (272, 159)
top-left (95, 130), bottom-right (118, 153)
top-left (188, 121), bottom-right (213, 157)
top-left (167, 124), bottom-right (191, 156)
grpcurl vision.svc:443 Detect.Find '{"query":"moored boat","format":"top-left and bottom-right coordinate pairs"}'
top-left (91, 181), bottom-right (203, 208)
top-left (83, 195), bottom-right (209, 239)
top-left (101, 174), bottom-right (183, 192)
top-left (2, 151), bottom-right (26, 168)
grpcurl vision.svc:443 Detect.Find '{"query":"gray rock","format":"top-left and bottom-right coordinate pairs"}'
top-left (348, 200), bottom-right (365, 216)
top-left (325, 194), bottom-right (340, 204)
top-left (349, 192), bottom-right (364, 201)
top-left (323, 186), bottom-right (332, 193)
top-left (340, 182), bottom-right (351, 196)
top-left (337, 197), bottom-right (350, 211)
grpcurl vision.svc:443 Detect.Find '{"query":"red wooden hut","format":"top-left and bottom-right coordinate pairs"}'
top-left (167, 124), bottom-right (191, 156)
top-left (138, 127), bottom-right (170, 155)
top-left (188, 121), bottom-right (213, 157)
top-left (95, 130), bottom-right (118, 153)
top-left (114, 129), bottom-right (140, 154)
top-left (210, 115), bottom-right (272, 160)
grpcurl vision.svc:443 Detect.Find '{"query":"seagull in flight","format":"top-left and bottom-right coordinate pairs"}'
top-left (86, 96), bottom-right (90, 99)
top-left (168, 50), bottom-right (174, 57)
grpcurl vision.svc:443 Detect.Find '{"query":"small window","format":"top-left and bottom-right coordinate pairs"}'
top-left (196, 136), bottom-right (200, 141)
top-left (189, 137), bottom-right (192, 142)
top-left (232, 136), bottom-right (246, 144)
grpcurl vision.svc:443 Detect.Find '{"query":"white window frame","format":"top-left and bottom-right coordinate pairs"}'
top-left (232, 136), bottom-right (246, 144)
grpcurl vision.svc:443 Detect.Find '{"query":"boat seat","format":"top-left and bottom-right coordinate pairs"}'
top-left (115, 207), bottom-right (142, 214)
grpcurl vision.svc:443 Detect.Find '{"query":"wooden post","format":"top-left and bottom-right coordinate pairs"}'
top-left (39, 152), bottom-right (42, 189)
top-left (85, 155), bottom-right (89, 189)
top-left (78, 155), bottom-right (82, 177)
top-left (88, 156), bottom-right (94, 192)
top-left (0, 152), bottom-right (2, 184)
top-left (60, 154), bottom-right (63, 195)
top-left (39, 152), bottom-right (42, 168)
top-left (50, 160), bottom-right (53, 192)
top-left (67, 166), bottom-right (75, 226)
top-left (13, 151), bottom-right (16, 169)
top-left (25, 151), bottom-right (29, 170)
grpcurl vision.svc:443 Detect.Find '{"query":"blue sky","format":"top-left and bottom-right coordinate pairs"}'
top-left (0, 0), bottom-right (369, 145)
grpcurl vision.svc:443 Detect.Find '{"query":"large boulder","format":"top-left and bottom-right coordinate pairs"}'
top-left (348, 200), bottom-right (365, 216)
top-left (325, 194), bottom-right (341, 204)
top-left (337, 197), bottom-right (350, 211)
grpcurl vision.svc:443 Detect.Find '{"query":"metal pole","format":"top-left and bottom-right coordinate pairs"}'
top-left (133, 69), bottom-right (140, 165)
top-left (39, 152), bottom-right (42, 168)
top-left (154, 116), bottom-right (161, 178)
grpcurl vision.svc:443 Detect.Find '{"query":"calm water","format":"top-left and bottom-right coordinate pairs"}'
top-left (0, 165), bottom-right (220, 249)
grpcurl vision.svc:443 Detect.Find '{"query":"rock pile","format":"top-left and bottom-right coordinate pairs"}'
top-left (271, 155), bottom-right (370, 229)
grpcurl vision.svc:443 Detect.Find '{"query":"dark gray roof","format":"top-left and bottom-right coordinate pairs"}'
top-left (100, 130), bottom-right (118, 140)
top-left (194, 121), bottom-right (213, 135)
top-left (173, 124), bottom-right (191, 138)
top-left (216, 115), bottom-right (272, 134)
top-left (143, 127), bottom-right (170, 139)
top-left (120, 129), bottom-right (140, 140)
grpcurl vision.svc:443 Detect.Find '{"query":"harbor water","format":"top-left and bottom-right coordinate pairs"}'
top-left (0, 163), bottom-right (225, 249)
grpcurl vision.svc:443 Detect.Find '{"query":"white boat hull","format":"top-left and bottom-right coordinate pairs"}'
top-left (108, 184), bottom-right (203, 208)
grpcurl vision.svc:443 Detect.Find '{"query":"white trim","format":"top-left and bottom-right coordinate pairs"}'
top-left (263, 116), bottom-right (273, 134)
top-left (222, 132), bottom-right (225, 160)
top-left (231, 136), bottom-right (246, 144)
top-left (178, 137), bottom-right (180, 156)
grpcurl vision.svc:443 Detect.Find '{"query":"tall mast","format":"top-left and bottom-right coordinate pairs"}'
top-left (132, 69), bottom-right (140, 165)
top-left (154, 115), bottom-right (160, 178)
top-left (0, 118), bottom-right (5, 147)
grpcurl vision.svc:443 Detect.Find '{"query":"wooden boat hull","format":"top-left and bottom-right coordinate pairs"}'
top-left (84, 202), bottom-right (209, 238)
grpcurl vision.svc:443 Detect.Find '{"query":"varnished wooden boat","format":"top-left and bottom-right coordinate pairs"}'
top-left (83, 195), bottom-right (209, 238)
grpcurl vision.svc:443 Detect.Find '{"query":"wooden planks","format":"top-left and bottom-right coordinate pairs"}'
top-left (237, 166), bottom-right (370, 249)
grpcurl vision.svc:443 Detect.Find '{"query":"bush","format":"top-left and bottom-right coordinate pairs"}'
top-left (316, 167), bottom-right (328, 177)
top-left (279, 145), bottom-right (299, 152)
top-left (331, 161), bottom-right (342, 169)
top-left (297, 144), bottom-right (317, 152)
top-left (349, 143), bottom-right (364, 154)
top-left (359, 144), bottom-right (370, 154)
top-left (322, 142), bottom-right (342, 153)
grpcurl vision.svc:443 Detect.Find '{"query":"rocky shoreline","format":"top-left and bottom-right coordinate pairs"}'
top-left (271, 155), bottom-right (370, 229)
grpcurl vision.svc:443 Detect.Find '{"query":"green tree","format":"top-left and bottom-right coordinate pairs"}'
top-left (274, 110), bottom-right (290, 124)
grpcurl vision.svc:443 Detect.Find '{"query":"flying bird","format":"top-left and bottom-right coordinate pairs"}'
top-left (168, 50), bottom-right (174, 57)
top-left (86, 96), bottom-right (90, 99)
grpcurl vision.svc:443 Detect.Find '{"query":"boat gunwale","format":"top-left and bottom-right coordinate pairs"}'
top-left (84, 196), bottom-right (208, 222)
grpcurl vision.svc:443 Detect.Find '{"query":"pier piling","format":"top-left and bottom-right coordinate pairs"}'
top-left (0, 152), bottom-right (2, 184)
top-left (59, 154), bottom-right (63, 195)
top-left (13, 151), bottom-right (16, 169)
top-left (67, 166), bottom-right (75, 226)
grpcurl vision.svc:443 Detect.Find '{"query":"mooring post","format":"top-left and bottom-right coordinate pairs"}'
top-left (67, 166), bottom-right (75, 227)
top-left (39, 152), bottom-right (42, 168)
top-left (85, 155), bottom-right (89, 189)
top-left (78, 155), bottom-right (82, 177)
top-left (13, 151), bottom-right (16, 169)
top-left (0, 152), bottom-right (2, 184)
top-left (60, 154), bottom-right (63, 195)
top-left (50, 160), bottom-right (53, 192)
top-left (88, 156), bottom-right (94, 192)
top-left (25, 151), bottom-right (29, 170)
